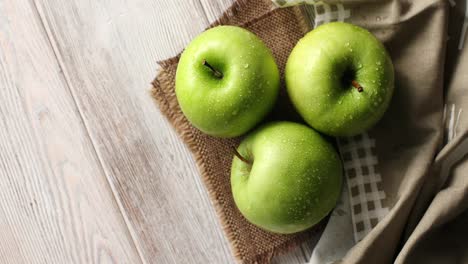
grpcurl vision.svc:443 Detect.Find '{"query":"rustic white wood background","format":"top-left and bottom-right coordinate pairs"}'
top-left (0, 0), bottom-right (318, 263)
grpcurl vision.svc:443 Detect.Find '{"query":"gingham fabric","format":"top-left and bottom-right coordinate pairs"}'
top-left (337, 134), bottom-right (389, 242)
top-left (272, 0), bottom-right (317, 7)
top-left (306, 1), bottom-right (350, 26)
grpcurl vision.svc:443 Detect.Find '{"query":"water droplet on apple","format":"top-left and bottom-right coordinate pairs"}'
top-left (349, 48), bottom-right (353, 52)
top-left (232, 109), bottom-right (238, 116)
top-left (376, 61), bottom-right (381, 65)
top-left (345, 42), bottom-right (350, 47)
top-left (244, 63), bottom-right (249, 68)
top-left (357, 63), bottom-right (362, 69)
top-left (376, 16), bottom-right (381, 21)
top-left (372, 80), bottom-right (376, 83)
top-left (338, 100), bottom-right (342, 105)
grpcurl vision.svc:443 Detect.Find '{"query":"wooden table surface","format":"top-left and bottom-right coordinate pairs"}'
top-left (0, 0), bottom-right (317, 263)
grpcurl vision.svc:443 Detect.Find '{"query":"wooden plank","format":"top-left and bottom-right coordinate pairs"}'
top-left (0, 1), bottom-right (141, 263)
top-left (198, 0), bottom-right (235, 23)
top-left (32, 0), bottom-right (234, 263)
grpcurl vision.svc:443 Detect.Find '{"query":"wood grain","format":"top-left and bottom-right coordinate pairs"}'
top-left (32, 0), bottom-right (234, 263)
top-left (198, 0), bottom-right (236, 23)
top-left (0, 1), bottom-right (141, 263)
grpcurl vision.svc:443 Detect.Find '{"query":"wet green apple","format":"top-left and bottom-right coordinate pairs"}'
top-left (286, 22), bottom-right (394, 137)
top-left (176, 26), bottom-right (280, 138)
top-left (231, 121), bottom-right (343, 234)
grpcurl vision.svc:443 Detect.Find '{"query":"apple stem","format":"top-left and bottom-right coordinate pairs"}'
top-left (232, 147), bottom-right (252, 166)
top-left (202, 59), bottom-right (223, 78)
top-left (351, 80), bottom-right (363, 92)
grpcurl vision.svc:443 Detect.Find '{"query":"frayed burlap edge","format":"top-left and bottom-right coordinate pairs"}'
top-left (150, 2), bottom-right (321, 263)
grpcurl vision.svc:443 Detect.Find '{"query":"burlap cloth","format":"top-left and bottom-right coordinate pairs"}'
top-left (152, 0), bottom-right (468, 263)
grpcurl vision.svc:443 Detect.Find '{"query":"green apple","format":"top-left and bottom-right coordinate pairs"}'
top-left (286, 22), bottom-right (394, 137)
top-left (176, 26), bottom-right (280, 138)
top-left (231, 121), bottom-right (343, 234)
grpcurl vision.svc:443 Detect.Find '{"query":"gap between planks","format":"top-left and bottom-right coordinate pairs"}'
top-left (28, 1), bottom-right (230, 262)
top-left (29, 0), bottom-right (147, 263)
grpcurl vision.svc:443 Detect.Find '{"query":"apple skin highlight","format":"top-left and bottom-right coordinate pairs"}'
top-left (286, 22), bottom-right (394, 137)
top-left (176, 26), bottom-right (280, 138)
top-left (231, 122), bottom-right (343, 234)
